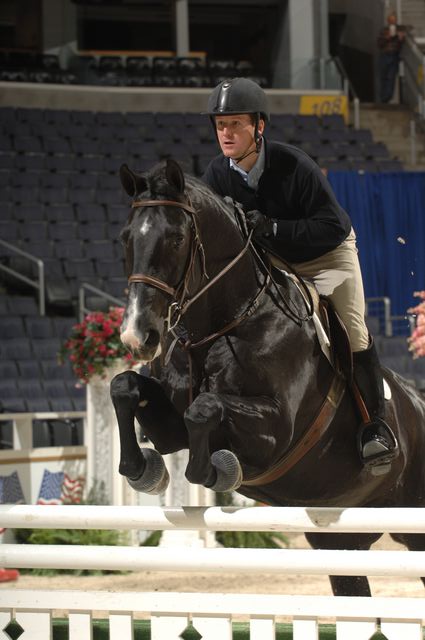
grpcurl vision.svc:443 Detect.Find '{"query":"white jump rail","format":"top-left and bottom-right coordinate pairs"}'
top-left (0, 505), bottom-right (425, 640)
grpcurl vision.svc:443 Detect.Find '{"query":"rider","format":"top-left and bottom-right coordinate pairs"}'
top-left (201, 76), bottom-right (398, 474)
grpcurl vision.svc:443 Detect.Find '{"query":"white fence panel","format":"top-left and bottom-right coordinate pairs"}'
top-left (335, 620), bottom-right (376, 640)
top-left (109, 613), bottom-right (133, 640)
top-left (150, 613), bottom-right (189, 640)
top-left (293, 618), bottom-right (318, 639)
top-left (250, 616), bottom-right (275, 640)
top-left (192, 614), bottom-right (233, 640)
top-left (380, 620), bottom-right (423, 639)
top-left (69, 612), bottom-right (92, 640)
top-left (16, 611), bottom-right (51, 640)
top-left (0, 612), bottom-right (11, 640)
top-left (1, 506), bottom-right (425, 639)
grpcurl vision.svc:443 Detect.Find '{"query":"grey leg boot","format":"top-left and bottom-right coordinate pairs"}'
top-left (353, 340), bottom-right (399, 475)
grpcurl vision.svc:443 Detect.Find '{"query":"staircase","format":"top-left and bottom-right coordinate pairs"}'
top-left (358, 103), bottom-right (425, 170)
top-left (401, 0), bottom-right (425, 40)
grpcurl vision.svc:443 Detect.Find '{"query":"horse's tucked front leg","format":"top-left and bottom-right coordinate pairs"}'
top-left (184, 392), bottom-right (242, 492)
top-left (110, 371), bottom-right (146, 479)
top-left (184, 391), bottom-right (285, 492)
top-left (110, 370), bottom-right (172, 495)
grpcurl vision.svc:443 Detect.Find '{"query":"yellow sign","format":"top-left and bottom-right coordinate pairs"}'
top-left (300, 95), bottom-right (349, 123)
top-left (417, 64), bottom-right (423, 87)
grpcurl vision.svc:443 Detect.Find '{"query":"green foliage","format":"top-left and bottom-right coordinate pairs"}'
top-left (141, 530), bottom-right (163, 546)
top-left (13, 480), bottom-right (127, 575)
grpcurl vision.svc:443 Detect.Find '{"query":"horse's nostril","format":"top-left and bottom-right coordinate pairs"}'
top-left (144, 329), bottom-right (159, 348)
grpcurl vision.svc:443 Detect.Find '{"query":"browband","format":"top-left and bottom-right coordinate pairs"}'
top-left (131, 199), bottom-right (196, 215)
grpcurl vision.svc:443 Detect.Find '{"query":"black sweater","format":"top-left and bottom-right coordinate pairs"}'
top-left (202, 138), bottom-right (352, 263)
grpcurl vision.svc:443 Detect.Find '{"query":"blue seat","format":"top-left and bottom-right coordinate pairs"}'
top-left (51, 316), bottom-right (77, 339)
top-left (39, 186), bottom-right (68, 204)
top-left (7, 296), bottom-right (39, 315)
top-left (49, 221), bottom-right (77, 241)
top-left (85, 241), bottom-right (115, 260)
top-left (0, 316), bottom-right (26, 338)
top-left (70, 188), bottom-right (96, 205)
top-left (57, 239), bottom-right (85, 260)
top-left (14, 203), bottom-right (45, 221)
top-left (0, 220), bottom-right (19, 241)
top-left (106, 204), bottom-right (127, 224)
top-left (0, 337), bottom-right (33, 360)
top-left (69, 173), bottom-right (99, 190)
top-left (78, 222), bottom-right (107, 241)
top-left (44, 203), bottom-right (75, 222)
top-left (19, 220), bottom-right (48, 242)
top-left (40, 172), bottom-right (68, 188)
top-left (75, 203), bottom-right (106, 223)
top-left (96, 258), bottom-right (122, 278)
top-left (63, 258), bottom-right (96, 279)
top-left (41, 358), bottom-right (74, 380)
top-left (24, 316), bottom-right (54, 339)
top-left (32, 337), bottom-right (62, 360)
top-left (43, 137), bottom-right (72, 154)
top-left (0, 360), bottom-right (19, 378)
top-left (18, 360), bottom-right (42, 379)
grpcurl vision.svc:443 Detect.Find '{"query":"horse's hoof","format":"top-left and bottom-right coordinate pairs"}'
top-left (126, 448), bottom-right (169, 494)
top-left (209, 449), bottom-right (242, 492)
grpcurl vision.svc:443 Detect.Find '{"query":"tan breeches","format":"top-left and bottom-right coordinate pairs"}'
top-left (274, 228), bottom-right (370, 353)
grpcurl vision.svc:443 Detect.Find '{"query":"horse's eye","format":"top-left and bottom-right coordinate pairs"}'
top-left (171, 235), bottom-right (185, 250)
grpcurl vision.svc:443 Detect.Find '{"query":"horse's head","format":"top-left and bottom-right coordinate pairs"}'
top-left (119, 158), bottom-right (196, 362)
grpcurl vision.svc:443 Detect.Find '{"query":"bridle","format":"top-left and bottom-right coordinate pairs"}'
top-left (128, 197), bottom-right (264, 334)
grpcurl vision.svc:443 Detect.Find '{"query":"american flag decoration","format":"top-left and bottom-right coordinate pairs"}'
top-left (37, 470), bottom-right (85, 505)
top-left (0, 471), bottom-right (25, 505)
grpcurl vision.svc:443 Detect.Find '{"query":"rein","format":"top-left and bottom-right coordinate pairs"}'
top-left (128, 197), bottom-right (270, 403)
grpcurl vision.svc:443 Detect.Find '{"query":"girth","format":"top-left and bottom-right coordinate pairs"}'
top-left (242, 372), bottom-right (346, 487)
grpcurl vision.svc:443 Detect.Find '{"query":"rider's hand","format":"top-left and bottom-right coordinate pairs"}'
top-left (245, 210), bottom-right (276, 239)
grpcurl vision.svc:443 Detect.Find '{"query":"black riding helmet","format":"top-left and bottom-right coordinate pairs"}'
top-left (204, 77), bottom-right (269, 151)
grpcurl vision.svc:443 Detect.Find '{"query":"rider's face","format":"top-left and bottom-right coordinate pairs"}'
top-left (214, 114), bottom-right (263, 160)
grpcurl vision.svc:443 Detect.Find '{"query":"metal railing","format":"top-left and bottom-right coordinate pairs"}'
top-left (78, 282), bottom-right (125, 321)
top-left (0, 239), bottom-right (45, 315)
top-left (333, 56), bottom-right (360, 129)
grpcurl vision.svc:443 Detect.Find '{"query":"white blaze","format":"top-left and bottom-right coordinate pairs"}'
top-left (120, 291), bottom-right (162, 360)
top-left (120, 293), bottom-right (141, 350)
top-left (140, 220), bottom-right (152, 235)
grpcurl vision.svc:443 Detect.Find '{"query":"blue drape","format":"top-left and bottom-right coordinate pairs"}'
top-left (327, 171), bottom-right (425, 316)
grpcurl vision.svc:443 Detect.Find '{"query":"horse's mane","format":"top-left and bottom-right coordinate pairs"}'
top-left (144, 161), bottom-right (236, 227)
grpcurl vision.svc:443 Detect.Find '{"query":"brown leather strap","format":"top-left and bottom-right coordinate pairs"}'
top-left (242, 374), bottom-right (346, 487)
top-left (131, 199), bottom-right (196, 215)
top-left (128, 274), bottom-right (177, 297)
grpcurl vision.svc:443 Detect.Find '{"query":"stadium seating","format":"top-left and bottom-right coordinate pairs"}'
top-left (0, 105), bottom-right (406, 416)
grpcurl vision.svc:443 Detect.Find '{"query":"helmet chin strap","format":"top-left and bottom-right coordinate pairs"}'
top-left (234, 146), bottom-right (258, 164)
top-left (234, 136), bottom-right (262, 165)
top-left (235, 113), bottom-right (262, 164)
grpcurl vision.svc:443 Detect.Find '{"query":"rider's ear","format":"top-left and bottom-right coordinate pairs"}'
top-left (165, 158), bottom-right (185, 194)
top-left (120, 164), bottom-right (147, 197)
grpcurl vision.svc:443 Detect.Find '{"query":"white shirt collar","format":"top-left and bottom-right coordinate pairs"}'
top-left (229, 138), bottom-right (265, 189)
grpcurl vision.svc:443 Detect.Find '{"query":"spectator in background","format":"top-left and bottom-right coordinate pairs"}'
top-left (377, 11), bottom-right (408, 103)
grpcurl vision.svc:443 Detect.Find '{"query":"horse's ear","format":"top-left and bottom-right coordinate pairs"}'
top-left (120, 164), bottom-right (147, 197)
top-left (165, 158), bottom-right (185, 194)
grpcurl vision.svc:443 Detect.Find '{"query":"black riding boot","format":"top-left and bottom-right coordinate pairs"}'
top-left (353, 340), bottom-right (399, 475)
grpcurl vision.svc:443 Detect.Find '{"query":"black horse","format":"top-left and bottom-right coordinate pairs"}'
top-left (111, 158), bottom-right (425, 597)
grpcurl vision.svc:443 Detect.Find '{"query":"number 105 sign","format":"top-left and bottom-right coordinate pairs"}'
top-left (299, 95), bottom-right (348, 122)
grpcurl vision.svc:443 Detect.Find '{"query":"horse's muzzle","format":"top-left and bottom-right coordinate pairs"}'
top-left (120, 327), bottom-right (162, 362)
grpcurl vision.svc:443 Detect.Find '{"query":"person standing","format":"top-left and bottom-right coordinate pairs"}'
top-left (201, 77), bottom-right (399, 474)
top-left (377, 11), bottom-right (407, 103)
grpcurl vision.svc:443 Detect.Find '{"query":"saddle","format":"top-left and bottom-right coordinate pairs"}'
top-left (267, 256), bottom-right (389, 425)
